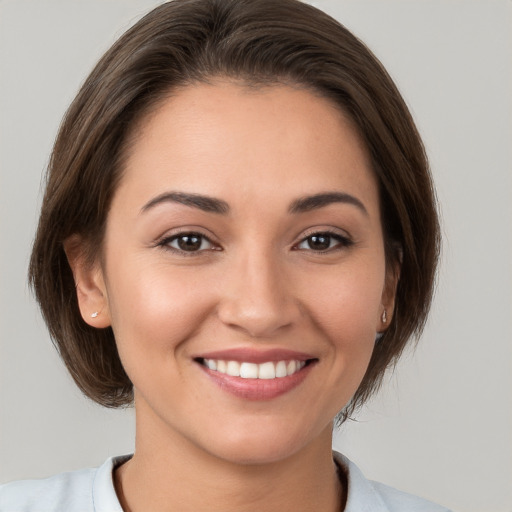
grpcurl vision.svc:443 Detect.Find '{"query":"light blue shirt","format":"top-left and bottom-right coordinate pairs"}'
top-left (0, 452), bottom-right (451, 511)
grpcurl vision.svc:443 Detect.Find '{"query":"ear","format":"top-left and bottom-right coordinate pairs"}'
top-left (63, 235), bottom-right (111, 328)
top-left (377, 258), bottom-right (400, 333)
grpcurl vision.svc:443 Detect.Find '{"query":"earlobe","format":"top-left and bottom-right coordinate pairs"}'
top-left (377, 307), bottom-right (390, 334)
top-left (378, 259), bottom-right (400, 332)
top-left (63, 235), bottom-right (111, 328)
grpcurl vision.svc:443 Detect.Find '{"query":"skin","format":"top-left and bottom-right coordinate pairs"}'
top-left (68, 81), bottom-right (396, 512)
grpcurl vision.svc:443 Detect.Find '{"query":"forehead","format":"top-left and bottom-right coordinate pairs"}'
top-left (117, 81), bottom-right (378, 215)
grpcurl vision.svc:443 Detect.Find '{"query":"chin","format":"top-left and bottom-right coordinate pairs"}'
top-left (198, 418), bottom-right (328, 467)
top-left (209, 439), bottom-right (303, 466)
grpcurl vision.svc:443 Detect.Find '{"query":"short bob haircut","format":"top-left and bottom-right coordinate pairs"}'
top-left (29, 0), bottom-right (440, 422)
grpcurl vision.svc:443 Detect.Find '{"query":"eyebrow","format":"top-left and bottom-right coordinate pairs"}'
top-left (140, 190), bottom-right (368, 216)
top-left (141, 191), bottom-right (230, 214)
top-left (288, 192), bottom-right (368, 216)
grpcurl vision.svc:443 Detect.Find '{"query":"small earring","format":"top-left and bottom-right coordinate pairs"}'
top-left (381, 309), bottom-right (387, 324)
top-left (91, 311), bottom-right (99, 318)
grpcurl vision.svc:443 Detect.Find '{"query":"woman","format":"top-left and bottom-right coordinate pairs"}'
top-left (0, 0), bottom-right (447, 510)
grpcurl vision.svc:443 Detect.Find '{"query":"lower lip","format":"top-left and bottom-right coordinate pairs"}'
top-left (198, 362), bottom-right (315, 401)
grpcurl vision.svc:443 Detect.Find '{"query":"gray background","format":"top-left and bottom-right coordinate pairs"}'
top-left (1, 1), bottom-right (511, 511)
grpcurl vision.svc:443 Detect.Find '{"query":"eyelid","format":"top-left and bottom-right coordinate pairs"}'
top-left (153, 226), bottom-right (353, 254)
top-left (293, 227), bottom-right (354, 251)
top-left (299, 225), bottom-right (351, 238)
top-left (155, 228), bottom-right (222, 254)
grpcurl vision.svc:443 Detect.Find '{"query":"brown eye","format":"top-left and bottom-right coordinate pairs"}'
top-left (307, 234), bottom-right (332, 251)
top-left (296, 232), bottom-right (351, 252)
top-left (166, 233), bottom-right (213, 252)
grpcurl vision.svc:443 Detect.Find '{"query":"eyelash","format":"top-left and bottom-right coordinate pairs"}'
top-left (157, 229), bottom-right (353, 256)
top-left (294, 229), bottom-right (354, 253)
top-left (157, 231), bottom-right (218, 256)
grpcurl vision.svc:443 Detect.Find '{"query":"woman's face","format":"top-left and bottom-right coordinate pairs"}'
top-left (83, 82), bottom-right (394, 464)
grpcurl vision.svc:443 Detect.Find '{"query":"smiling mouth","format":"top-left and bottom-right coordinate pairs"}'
top-left (195, 358), bottom-right (316, 380)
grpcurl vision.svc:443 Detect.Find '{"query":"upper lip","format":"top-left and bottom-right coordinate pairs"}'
top-left (193, 347), bottom-right (316, 364)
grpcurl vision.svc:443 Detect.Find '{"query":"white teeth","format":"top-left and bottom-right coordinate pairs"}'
top-left (202, 358), bottom-right (308, 379)
top-left (275, 360), bottom-right (287, 378)
top-left (226, 361), bottom-right (240, 377)
top-left (240, 362), bottom-right (259, 379)
top-left (258, 362), bottom-right (276, 379)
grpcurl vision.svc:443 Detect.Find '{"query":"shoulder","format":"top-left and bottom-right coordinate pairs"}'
top-left (333, 452), bottom-right (452, 512)
top-left (0, 455), bottom-right (130, 512)
top-left (368, 480), bottom-right (452, 512)
top-left (0, 467), bottom-right (95, 512)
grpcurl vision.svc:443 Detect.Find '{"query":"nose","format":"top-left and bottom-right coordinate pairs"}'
top-left (217, 250), bottom-right (301, 339)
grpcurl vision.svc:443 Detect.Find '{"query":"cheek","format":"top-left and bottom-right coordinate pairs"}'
top-left (299, 257), bottom-right (384, 397)
top-left (104, 258), bottom-right (216, 366)
top-left (303, 259), bottom-right (385, 341)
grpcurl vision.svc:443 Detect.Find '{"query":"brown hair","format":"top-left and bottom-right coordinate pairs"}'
top-left (29, 0), bottom-right (440, 421)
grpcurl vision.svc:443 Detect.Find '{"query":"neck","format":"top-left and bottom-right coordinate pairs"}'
top-left (114, 405), bottom-right (343, 512)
